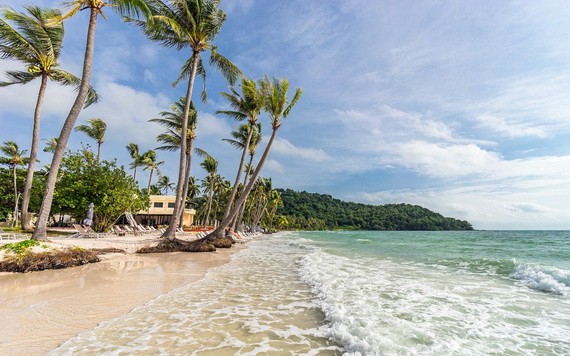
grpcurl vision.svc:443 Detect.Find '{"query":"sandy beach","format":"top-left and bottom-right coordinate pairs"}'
top-left (0, 235), bottom-right (246, 355)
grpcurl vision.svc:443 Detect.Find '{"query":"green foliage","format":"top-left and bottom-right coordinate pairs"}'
top-left (51, 149), bottom-right (149, 232)
top-left (277, 189), bottom-right (474, 231)
top-left (0, 239), bottom-right (41, 255)
top-left (0, 168), bottom-right (45, 220)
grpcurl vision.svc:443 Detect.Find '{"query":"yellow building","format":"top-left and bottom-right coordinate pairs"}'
top-left (135, 195), bottom-right (196, 227)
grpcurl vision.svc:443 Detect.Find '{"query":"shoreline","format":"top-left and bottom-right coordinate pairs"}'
top-left (0, 235), bottom-right (247, 355)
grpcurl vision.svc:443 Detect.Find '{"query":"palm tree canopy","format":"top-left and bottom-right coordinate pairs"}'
top-left (150, 97), bottom-right (197, 152)
top-left (261, 76), bottom-right (303, 130)
top-left (141, 150), bottom-right (164, 171)
top-left (217, 77), bottom-right (263, 123)
top-left (0, 141), bottom-right (29, 167)
top-left (0, 6), bottom-right (99, 107)
top-left (223, 123), bottom-right (262, 151)
top-left (128, 0), bottom-right (242, 94)
top-left (75, 117), bottom-right (107, 144)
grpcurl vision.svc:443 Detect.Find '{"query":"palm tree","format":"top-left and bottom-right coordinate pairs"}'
top-left (75, 118), bottom-right (106, 161)
top-left (43, 137), bottom-right (58, 153)
top-left (130, 0), bottom-right (241, 239)
top-left (217, 77), bottom-right (264, 223)
top-left (32, 0), bottom-right (151, 240)
top-left (186, 176), bottom-right (200, 207)
top-left (0, 6), bottom-right (99, 231)
top-left (156, 174), bottom-right (174, 194)
top-left (206, 76), bottom-right (302, 240)
top-left (126, 143), bottom-right (142, 180)
top-left (199, 154), bottom-right (218, 226)
top-left (0, 141), bottom-right (29, 227)
top-left (224, 123), bottom-right (262, 230)
top-left (150, 97), bottom-right (197, 227)
top-left (141, 150), bottom-right (164, 194)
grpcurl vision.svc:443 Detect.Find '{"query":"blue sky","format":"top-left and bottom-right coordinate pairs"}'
top-left (1, 0), bottom-right (570, 229)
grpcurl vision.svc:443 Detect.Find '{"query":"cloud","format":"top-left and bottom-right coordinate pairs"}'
top-left (272, 138), bottom-right (330, 161)
top-left (264, 159), bottom-right (284, 174)
top-left (387, 141), bottom-right (501, 178)
top-left (475, 114), bottom-right (547, 138)
top-left (507, 202), bottom-right (552, 214)
top-left (196, 113), bottom-right (232, 138)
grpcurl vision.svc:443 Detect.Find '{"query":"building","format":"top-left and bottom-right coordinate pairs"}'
top-left (134, 195), bottom-right (196, 227)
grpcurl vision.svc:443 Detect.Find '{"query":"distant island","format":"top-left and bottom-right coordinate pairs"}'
top-left (276, 189), bottom-right (473, 231)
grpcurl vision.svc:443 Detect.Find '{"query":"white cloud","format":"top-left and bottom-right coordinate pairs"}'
top-left (506, 202), bottom-right (552, 214)
top-left (272, 138), bottom-right (330, 161)
top-left (196, 113), bottom-right (232, 138)
top-left (476, 114), bottom-right (547, 138)
top-left (80, 81), bottom-right (170, 147)
top-left (387, 141), bottom-right (501, 178)
top-left (264, 159), bottom-right (284, 174)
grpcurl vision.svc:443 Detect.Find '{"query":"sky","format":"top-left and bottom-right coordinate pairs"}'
top-left (1, 1), bottom-right (570, 230)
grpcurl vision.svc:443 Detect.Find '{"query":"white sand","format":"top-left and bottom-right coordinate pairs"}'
top-left (0, 235), bottom-right (246, 356)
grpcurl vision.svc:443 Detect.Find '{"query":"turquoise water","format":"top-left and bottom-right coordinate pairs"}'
top-left (53, 231), bottom-right (570, 355)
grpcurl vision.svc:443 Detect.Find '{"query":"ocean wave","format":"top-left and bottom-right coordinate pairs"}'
top-left (512, 263), bottom-right (570, 297)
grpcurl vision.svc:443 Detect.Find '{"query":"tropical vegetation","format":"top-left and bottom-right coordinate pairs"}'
top-left (277, 189), bottom-right (474, 231)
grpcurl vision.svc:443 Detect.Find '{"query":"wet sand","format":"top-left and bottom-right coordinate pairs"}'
top-left (0, 245), bottom-right (244, 355)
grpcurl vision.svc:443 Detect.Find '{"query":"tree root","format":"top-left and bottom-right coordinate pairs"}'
top-left (0, 248), bottom-right (100, 273)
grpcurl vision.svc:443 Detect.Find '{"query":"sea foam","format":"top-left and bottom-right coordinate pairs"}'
top-left (512, 262), bottom-right (570, 296)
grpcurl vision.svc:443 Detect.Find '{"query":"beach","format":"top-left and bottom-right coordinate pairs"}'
top-left (0, 235), bottom-right (245, 355)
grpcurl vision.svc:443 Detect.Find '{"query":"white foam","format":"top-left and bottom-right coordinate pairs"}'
top-left (512, 262), bottom-right (570, 296)
top-left (298, 247), bottom-right (570, 355)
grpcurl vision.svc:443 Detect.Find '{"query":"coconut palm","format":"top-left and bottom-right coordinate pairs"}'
top-left (224, 123), bottom-right (262, 230)
top-left (141, 150), bottom-right (164, 194)
top-left (0, 6), bottom-right (99, 230)
top-left (150, 98), bottom-right (197, 226)
top-left (0, 141), bottom-right (29, 227)
top-left (156, 174), bottom-right (175, 194)
top-left (129, 0), bottom-right (241, 239)
top-left (206, 76), bottom-right (302, 240)
top-left (43, 137), bottom-right (58, 153)
top-left (217, 77), bottom-right (264, 223)
top-left (32, 0), bottom-right (151, 240)
top-left (126, 143), bottom-right (142, 181)
top-left (74, 118), bottom-right (106, 161)
top-left (199, 154), bottom-right (218, 226)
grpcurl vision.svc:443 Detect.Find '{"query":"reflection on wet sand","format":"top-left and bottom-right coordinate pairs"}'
top-left (0, 247), bottom-right (242, 356)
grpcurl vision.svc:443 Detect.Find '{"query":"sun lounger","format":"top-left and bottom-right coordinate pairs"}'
top-left (0, 227), bottom-right (17, 241)
top-left (71, 224), bottom-right (104, 238)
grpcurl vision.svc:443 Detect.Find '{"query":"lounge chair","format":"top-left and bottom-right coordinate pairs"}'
top-left (0, 227), bottom-right (17, 241)
top-left (71, 224), bottom-right (104, 238)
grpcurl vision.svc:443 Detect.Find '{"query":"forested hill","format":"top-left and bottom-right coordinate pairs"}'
top-left (276, 189), bottom-right (473, 231)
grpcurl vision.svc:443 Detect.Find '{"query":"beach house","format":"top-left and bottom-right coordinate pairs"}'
top-left (134, 195), bottom-right (196, 227)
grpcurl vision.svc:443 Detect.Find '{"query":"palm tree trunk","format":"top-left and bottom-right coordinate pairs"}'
top-left (207, 129), bottom-right (278, 239)
top-left (233, 153), bottom-right (255, 231)
top-left (147, 168), bottom-right (154, 194)
top-left (97, 142), bottom-right (101, 162)
top-left (178, 143), bottom-right (193, 228)
top-left (21, 74), bottom-right (48, 231)
top-left (12, 165), bottom-right (18, 228)
top-left (133, 166), bottom-right (138, 181)
top-left (221, 126), bottom-right (253, 221)
top-left (163, 53), bottom-right (199, 240)
top-left (32, 8), bottom-right (98, 240)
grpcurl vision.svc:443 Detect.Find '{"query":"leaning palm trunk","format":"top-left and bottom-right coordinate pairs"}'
top-left (205, 129), bottom-right (278, 240)
top-left (232, 153), bottom-right (255, 231)
top-left (162, 54), bottom-right (198, 240)
top-left (32, 9), bottom-right (98, 240)
top-left (178, 146), bottom-right (193, 228)
top-left (21, 74), bottom-right (48, 230)
top-left (221, 128), bottom-right (253, 221)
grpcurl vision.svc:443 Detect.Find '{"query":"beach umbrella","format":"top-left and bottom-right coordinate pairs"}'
top-left (83, 202), bottom-right (94, 226)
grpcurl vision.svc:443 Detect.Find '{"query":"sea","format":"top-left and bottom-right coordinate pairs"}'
top-left (52, 231), bottom-right (570, 355)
